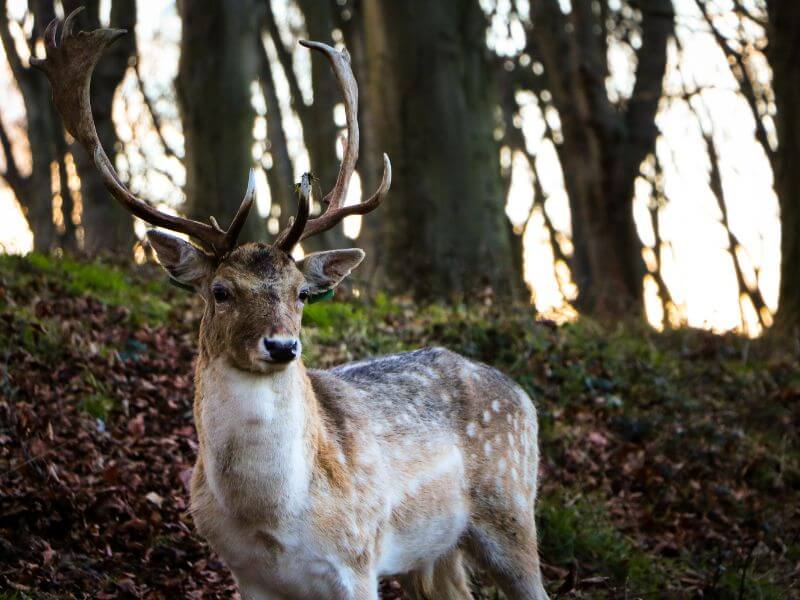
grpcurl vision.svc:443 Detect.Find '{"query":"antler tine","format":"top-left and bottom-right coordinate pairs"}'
top-left (299, 153), bottom-right (391, 241)
top-left (275, 40), bottom-right (391, 253)
top-left (299, 40), bottom-right (359, 212)
top-left (30, 7), bottom-right (254, 257)
top-left (276, 174), bottom-right (312, 253)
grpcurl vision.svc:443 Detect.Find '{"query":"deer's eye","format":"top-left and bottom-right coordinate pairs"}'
top-left (212, 285), bottom-right (231, 303)
top-left (298, 289), bottom-right (310, 303)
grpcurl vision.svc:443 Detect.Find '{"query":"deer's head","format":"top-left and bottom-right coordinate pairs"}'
top-left (32, 9), bottom-right (390, 372)
top-left (148, 234), bottom-right (365, 372)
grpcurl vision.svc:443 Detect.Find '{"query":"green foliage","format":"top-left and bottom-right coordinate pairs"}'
top-left (302, 300), bottom-right (362, 330)
top-left (538, 491), bottom-right (662, 594)
top-left (0, 252), bottom-right (172, 324)
top-left (79, 393), bottom-right (116, 420)
top-left (79, 370), bottom-right (116, 420)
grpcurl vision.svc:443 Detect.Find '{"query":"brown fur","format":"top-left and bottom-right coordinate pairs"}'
top-left (147, 237), bottom-right (549, 599)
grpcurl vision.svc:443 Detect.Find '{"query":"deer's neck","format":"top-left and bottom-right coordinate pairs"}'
top-left (195, 358), bottom-right (315, 521)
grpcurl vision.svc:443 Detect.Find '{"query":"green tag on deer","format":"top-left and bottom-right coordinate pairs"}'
top-left (308, 289), bottom-right (334, 304)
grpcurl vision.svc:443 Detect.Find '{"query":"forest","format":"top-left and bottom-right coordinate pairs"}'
top-left (0, 0), bottom-right (798, 598)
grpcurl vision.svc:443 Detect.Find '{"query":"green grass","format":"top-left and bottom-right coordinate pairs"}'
top-left (0, 252), bottom-right (172, 325)
top-left (537, 491), bottom-right (663, 595)
top-left (78, 370), bottom-right (116, 420)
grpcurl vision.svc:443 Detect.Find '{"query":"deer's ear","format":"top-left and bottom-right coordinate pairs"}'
top-left (297, 249), bottom-right (365, 292)
top-left (146, 230), bottom-right (214, 288)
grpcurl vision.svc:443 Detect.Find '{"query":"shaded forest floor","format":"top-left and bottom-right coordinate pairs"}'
top-left (0, 254), bottom-right (798, 599)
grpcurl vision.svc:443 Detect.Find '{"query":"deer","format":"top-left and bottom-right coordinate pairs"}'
top-left (32, 8), bottom-right (549, 600)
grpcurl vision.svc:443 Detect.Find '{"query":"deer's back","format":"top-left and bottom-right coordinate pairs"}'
top-left (317, 347), bottom-right (536, 436)
top-left (312, 346), bottom-right (540, 508)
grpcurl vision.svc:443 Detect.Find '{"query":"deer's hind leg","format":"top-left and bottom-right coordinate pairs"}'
top-left (398, 548), bottom-right (474, 600)
top-left (463, 511), bottom-right (549, 600)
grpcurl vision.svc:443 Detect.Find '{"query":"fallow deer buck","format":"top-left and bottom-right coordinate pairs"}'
top-left (33, 8), bottom-right (549, 599)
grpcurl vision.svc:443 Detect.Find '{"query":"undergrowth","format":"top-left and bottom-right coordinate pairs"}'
top-left (1, 254), bottom-right (798, 599)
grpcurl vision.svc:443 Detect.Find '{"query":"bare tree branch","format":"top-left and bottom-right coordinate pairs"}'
top-left (499, 83), bottom-right (571, 299)
top-left (0, 116), bottom-right (24, 195)
top-left (693, 104), bottom-right (770, 327)
top-left (648, 153), bottom-right (677, 328)
top-left (694, 0), bottom-right (775, 164)
top-left (54, 132), bottom-right (77, 249)
top-left (264, 0), bottom-right (308, 120)
top-left (0, 0), bottom-right (29, 84)
top-left (731, 0), bottom-right (767, 27)
top-left (133, 60), bottom-right (182, 161)
top-left (257, 32), bottom-right (295, 230)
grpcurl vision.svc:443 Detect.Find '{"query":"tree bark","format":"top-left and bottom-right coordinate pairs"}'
top-left (0, 0), bottom-right (59, 252)
top-left (257, 36), bottom-right (295, 232)
top-left (177, 0), bottom-right (263, 242)
top-left (63, 0), bottom-right (136, 255)
top-left (358, 0), bottom-right (522, 300)
top-left (336, 0), bottom-right (385, 284)
top-left (526, 0), bottom-right (673, 316)
top-left (263, 0), bottom-right (345, 250)
top-left (766, 0), bottom-right (800, 330)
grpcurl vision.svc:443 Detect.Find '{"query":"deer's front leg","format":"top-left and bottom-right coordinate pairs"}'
top-left (352, 572), bottom-right (379, 600)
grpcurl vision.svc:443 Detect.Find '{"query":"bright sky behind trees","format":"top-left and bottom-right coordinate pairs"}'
top-left (0, 0), bottom-right (776, 334)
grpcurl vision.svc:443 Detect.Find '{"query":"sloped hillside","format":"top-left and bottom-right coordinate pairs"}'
top-left (0, 254), bottom-right (798, 599)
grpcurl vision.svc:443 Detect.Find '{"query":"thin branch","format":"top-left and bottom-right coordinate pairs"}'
top-left (0, 0), bottom-right (28, 83)
top-left (673, 37), bottom-right (772, 328)
top-left (731, 0), bottom-right (767, 28)
top-left (693, 0), bottom-right (775, 164)
top-left (529, 157), bottom-right (570, 268)
top-left (500, 83), bottom-right (572, 298)
top-left (0, 116), bottom-right (25, 196)
top-left (119, 91), bottom-right (183, 196)
top-left (264, 0), bottom-right (308, 120)
top-left (649, 153), bottom-right (678, 328)
top-left (616, 0), bottom-right (674, 205)
top-left (257, 32), bottom-right (295, 230)
top-left (54, 133), bottom-right (77, 248)
top-left (698, 112), bottom-right (770, 327)
top-left (527, 0), bottom-right (575, 112)
top-left (133, 60), bottom-right (182, 161)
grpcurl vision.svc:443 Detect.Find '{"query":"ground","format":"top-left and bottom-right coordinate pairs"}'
top-left (0, 254), bottom-right (798, 599)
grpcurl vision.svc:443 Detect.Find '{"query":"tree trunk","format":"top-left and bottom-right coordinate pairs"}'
top-left (337, 0), bottom-right (384, 284)
top-left (23, 80), bottom-right (59, 253)
top-left (528, 0), bottom-right (672, 317)
top-left (359, 0), bottom-right (522, 300)
top-left (177, 0), bottom-right (263, 242)
top-left (257, 38), bottom-right (295, 231)
top-left (0, 0), bottom-right (58, 252)
top-left (767, 0), bottom-right (800, 330)
top-left (293, 0), bottom-right (346, 250)
top-left (63, 0), bottom-right (136, 255)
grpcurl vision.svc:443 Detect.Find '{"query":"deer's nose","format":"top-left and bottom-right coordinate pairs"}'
top-left (263, 337), bottom-right (299, 363)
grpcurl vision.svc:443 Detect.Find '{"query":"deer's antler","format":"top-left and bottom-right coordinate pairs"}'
top-left (31, 7), bottom-right (254, 257)
top-left (275, 41), bottom-right (391, 253)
